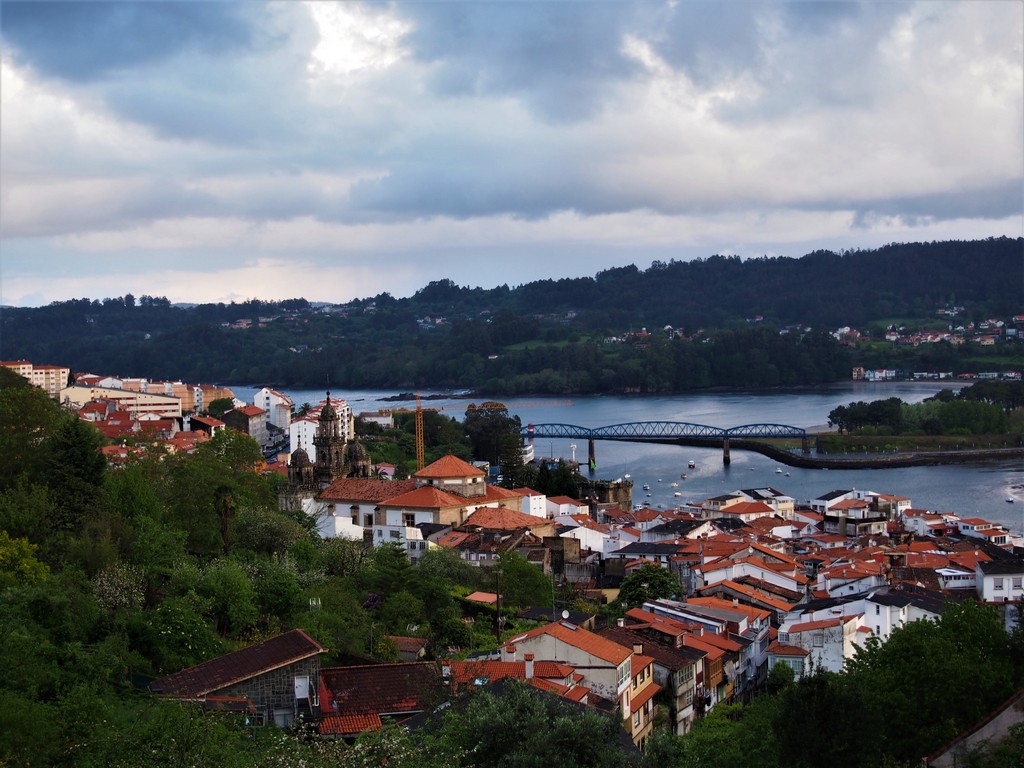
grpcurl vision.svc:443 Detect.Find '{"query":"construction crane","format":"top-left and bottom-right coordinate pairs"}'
top-left (415, 393), bottom-right (425, 471)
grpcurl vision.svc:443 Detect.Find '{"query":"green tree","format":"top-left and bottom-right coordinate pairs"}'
top-left (463, 401), bottom-right (521, 465)
top-left (0, 530), bottom-right (49, 589)
top-left (497, 551), bottom-right (552, 610)
top-left (43, 415), bottom-right (107, 530)
top-left (428, 681), bottom-right (633, 768)
top-left (617, 563), bottom-right (679, 609)
top-left (206, 397), bottom-right (234, 418)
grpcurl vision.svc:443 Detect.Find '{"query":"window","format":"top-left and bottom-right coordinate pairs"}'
top-left (812, 633), bottom-right (824, 647)
top-left (1013, 577), bottom-right (1022, 590)
top-left (875, 605), bottom-right (880, 615)
top-left (633, 711), bottom-right (641, 728)
top-left (403, 513), bottom-right (415, 527)
top-left (994, 578), bottom-right (1004, 590)
top-left (389, 530), bottom-right (401, 539)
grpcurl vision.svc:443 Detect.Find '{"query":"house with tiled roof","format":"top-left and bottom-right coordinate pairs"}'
top-left (318, 662), bottom-right (442, 738)
top-left (598, 621), bottom-right (702, 735)
top-left (817, 559), bottom-right (887, 597)
top-left (415, 454), bottom-right (487, 497)
top-left (822, 497), bottom-right (888, 537)
top-left (189, 414), bottom-right (225, 436)
top-left (501, 621), bottom-right (658, 749)
top-left (975, 558), bottom-right (1024, 604)
top-left (546, 495), bottom-right (588, 518)
top-left (766, 640), bottom-right (811, 678)
top-left (389, 635), bottom-right (428, 661)
top-left (311, 478), bottom-right (417, 541)
top-left (777, 614), bottom-right (863, 673)
top-left (514, 487), bottom-right (548, 518)
top-left (223, 404), bottom-right (269, 447)
top-left (150, 629), bottom-right (326, 727)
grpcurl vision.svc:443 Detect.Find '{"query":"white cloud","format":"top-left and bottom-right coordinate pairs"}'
top-left (0, 1), bottom-right (1020, 307)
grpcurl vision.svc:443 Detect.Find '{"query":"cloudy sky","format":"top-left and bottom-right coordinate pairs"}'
top-left (1, 1), bottom-right (1021, 307)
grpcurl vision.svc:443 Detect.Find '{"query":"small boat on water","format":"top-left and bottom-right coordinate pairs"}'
top-left (688, 460), bottom-right (696, 469)
top-left (674, 492), bottom-right (682, 497)
top-left (785, 472), bottom-right (791, 477)
top-left (681, 473), bottom-right (687, 479)
top-left (776, 468), bottom-right (783, 474)
top-left (642, 484), bottom-right (651, 491)
top-left (1007, 497), bottom-right (1016, 503)
top-left (670, 482), bottom-right (679, 488)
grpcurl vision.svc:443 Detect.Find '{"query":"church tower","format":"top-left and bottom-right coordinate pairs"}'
top-left (313, 390), bottom-right (347, 488)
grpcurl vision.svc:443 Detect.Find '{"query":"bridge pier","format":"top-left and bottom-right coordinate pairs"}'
top-left (588, 438), bottom-right (596, 472)
top-left (802, 436), bottom-right (811, 454)
top-left (722, 438), bottom-right (730, 465)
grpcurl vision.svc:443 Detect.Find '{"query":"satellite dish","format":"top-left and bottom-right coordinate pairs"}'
top-left (561, 610), bottom-right (570, 620)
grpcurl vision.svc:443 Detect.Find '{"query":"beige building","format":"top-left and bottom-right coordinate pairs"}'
top-left (2, 360), bottom-right (71, 398)
top-left (59, 384), bottom-right (182, 418)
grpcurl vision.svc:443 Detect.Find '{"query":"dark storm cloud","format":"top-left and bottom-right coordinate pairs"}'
top-left (1, 1), bottom-right (256, 81)
top-left (400, 1), bottom-right (650, 122)
top-left (850, 180), bottom-right (1024, 228)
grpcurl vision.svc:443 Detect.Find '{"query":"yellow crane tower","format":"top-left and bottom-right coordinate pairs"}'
top-left (415, 392), bottom-right (425, 471)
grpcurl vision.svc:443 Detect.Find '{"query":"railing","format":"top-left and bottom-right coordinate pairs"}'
top-left (522, 421), bottom-right (806, 440)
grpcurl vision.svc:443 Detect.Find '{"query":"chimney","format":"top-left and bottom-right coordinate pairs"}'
top-left (633, 643), bottom-right (644, 656)
top-left (732, 598), bottom-right (739, 607)
top-left (503, 644), bottom-right (516, 662)
top-left (524, 653), bottom-right (534, 679)
top-left (617, 618), bottom-right (625, 628)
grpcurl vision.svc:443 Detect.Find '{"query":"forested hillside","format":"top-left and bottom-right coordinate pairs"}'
top-left (2, 238), bottom-right (1020, 392)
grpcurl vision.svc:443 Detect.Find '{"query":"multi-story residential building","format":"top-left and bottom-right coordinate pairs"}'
top-left (776, 614), bottom-right (865, 674)
top-left (502, 621), bottom-right (660, 749)
top-left (59, 384), bottom-right (182, 418)
top-left (255, 387), bottom-right (293, 432)
top-left (2, 360), bottom-right (71, 398)
top-left (223, 405), bottom-right (269, 448)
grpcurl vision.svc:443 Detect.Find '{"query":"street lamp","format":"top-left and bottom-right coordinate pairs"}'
top-left (570, 443), bottom-right (577, 462)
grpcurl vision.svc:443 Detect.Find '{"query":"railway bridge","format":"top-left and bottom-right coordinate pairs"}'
top-left (520, 421), bottom-right (810, 468)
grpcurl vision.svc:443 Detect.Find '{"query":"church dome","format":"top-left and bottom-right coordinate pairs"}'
top-left (344, 440), bottom-right (369, 463)
top-left (290, 446), bottom-right (312, 467)
top-left (319, 401), bottom-right (337, 421)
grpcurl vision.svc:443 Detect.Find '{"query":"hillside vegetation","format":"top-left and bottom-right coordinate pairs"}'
top-left (2, 238), bottom-right (1021, 393)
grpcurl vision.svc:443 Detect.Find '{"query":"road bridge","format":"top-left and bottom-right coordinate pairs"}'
top-left (521, 421), bottom-right (809, 467)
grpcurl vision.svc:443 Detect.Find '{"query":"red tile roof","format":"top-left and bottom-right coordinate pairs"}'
top-left (767, 641), bottom-right (810, 656)
top-left (416, 454), bottom-right (485, 479)
top-left (318, 662), bottom-right (441, 733)
top-left (629, 681), bottom-right (661, 711)
top-left (463, 506), bottom-right (549, 530)
top-left (318, 478), bottom-right (417, 502)
top-left (508, 622), bottom-right (632, 665)
top-left (150, 629), bottom-right (326, 697)
top-left (382, 485), bottom-right (467, 509)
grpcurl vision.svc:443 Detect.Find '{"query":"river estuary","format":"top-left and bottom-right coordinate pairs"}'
top-left (232, 382), bottom-right (1024, 535)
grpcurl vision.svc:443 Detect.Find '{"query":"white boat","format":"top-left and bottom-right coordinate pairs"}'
top-left (670, 482), bottom-right (679, 488)
top-left (642, 484), bottom-right (651, 491)
top-left (1007, 497), bottom-right (1016, 503)
top-left (688, 460), bottom-right (696, 469)
top-left (674, 492), bottom-right (682, 497)
top-left (776, 468), bottom-right (783, 474)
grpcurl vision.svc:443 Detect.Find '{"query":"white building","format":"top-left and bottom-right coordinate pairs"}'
top-left (255, 387), bottom-right (293, 432)
top-left (777, 614), bottom-right (865, 674)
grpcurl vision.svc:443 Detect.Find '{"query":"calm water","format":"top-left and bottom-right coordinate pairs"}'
top-left (234, 383), bottom-right (1024, 534)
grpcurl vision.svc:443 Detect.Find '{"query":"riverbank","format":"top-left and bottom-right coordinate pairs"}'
top-left (730, 439), bottom-right (1024, 470)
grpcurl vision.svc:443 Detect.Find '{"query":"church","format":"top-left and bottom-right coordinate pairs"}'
top-left (278, 392), bottom-right (371, 513)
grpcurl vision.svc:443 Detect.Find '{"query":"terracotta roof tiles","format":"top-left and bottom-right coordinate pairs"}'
top-left (150, 629), bottom-right (326, 698)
